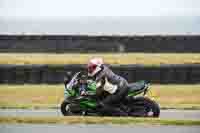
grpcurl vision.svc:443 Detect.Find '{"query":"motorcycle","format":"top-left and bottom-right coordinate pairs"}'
top-left (61, 72), bottom-right (160, 117)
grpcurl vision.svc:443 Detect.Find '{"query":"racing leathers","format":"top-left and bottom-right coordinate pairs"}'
top-left (92, 65), bottom-right (129, 116)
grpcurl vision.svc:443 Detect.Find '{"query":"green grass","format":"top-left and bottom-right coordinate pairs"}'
top-left (0, 84), bottom-right (200, 109)
top-left (148, 84), bottom-right (200, 109)
top-left (0, 53), bottom-right (200, 65)
top-left (1, 116), bottom-right (200, 126)
top-left (0, 84), bottom-right (61, 109)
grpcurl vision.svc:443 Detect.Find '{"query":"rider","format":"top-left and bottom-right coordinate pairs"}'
top-left (87, 58), bottom-right (129, 116)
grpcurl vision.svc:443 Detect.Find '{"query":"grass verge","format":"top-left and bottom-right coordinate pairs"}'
top-left (0, 116), bottom-right (200, 126)
top-left (0, 53), bottom-right (200, 65)
top-left (0, 84), bottom-right (200, 110)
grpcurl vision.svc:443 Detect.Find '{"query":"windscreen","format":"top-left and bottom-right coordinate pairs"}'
top-left (65, 72), bottom-right (81, 90)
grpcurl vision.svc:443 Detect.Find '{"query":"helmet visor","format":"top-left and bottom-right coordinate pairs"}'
top-left (87, 63), bottom-right (97, 74)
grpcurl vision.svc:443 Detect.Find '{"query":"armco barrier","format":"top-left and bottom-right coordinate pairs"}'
top-left (0, 35), bottom-right (200, 53)
top-left (0, 64), bottom-right (200, 84)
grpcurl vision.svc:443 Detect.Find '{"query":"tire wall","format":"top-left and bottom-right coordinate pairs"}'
top-left (0, 64), bottom-right (200, 84)
top-left (0, 35), bottom-right (200, 53)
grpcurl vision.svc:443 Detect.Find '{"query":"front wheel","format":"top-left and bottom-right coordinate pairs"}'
top-left (60, 100), bottom-right (72, 116)
top-left (128, 97), bottom-right (160, 117)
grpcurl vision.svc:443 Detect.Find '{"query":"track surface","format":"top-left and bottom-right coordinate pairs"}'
top-left (0, 109), bottom-right (200, 120)
top-left (0, 124), bottom-right (200, 133)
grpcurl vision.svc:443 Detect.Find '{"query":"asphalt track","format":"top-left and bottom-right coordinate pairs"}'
top-left (0, 124), bottom-right (200, 133)
top-left (0, 109), bottom-right (200, 120)
top-left (1, 109), bottom-right (200, 133)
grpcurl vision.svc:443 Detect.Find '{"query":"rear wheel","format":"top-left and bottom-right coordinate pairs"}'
top-left (128, 97), bottom-right (160, 117)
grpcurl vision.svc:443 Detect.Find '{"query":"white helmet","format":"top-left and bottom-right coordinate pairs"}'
top-left (87, 58), bottom-right (103, 77)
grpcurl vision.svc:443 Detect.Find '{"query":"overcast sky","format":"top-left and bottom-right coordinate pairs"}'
top-left (1, 0), bottom-right (200, 17)
top-left (0, 0), bottom-right (200, 35)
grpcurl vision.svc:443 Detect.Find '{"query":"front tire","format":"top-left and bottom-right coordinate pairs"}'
top-left (60, 100), bottom-right (72, 116)
top-left (61, 100), bottom-right (84, 116)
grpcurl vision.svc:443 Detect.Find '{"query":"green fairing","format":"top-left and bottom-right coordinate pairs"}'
top-left (64, 81), bottom-right (97, 108)
top-left (128, 89), bottom-right (144, 96)
top-left (66, 80), bottom-right (146, 97)
top-left (64, 87), bottom-right (78, 98)
top-left (87, 82), bottom-right (97, 92)
top-left (80, 100), bottom-right (96, 108)
top-left (128, 80), bottom-right (147, 96)
top-left (79, 82), bottom-right (97, 108)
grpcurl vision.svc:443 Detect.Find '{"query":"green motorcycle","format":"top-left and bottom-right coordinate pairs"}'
top-left (61, 72), bottom-right (160, 117)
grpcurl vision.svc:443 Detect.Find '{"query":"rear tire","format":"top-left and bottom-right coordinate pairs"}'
top-left (144, 97), bottom-right (160, 117)
top-left (129, 97), bottom-right (160, 117)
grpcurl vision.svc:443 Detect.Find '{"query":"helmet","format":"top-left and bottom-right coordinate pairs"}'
top-left (87, 58), bottom-right (103, 76)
